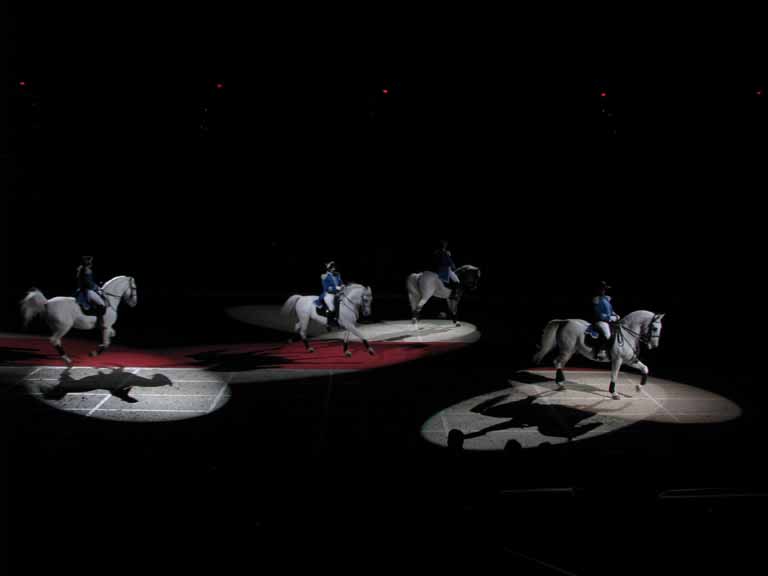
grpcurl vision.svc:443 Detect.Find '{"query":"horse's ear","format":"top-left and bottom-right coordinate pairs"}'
top-left (655, 313), bottom-right (665, 321)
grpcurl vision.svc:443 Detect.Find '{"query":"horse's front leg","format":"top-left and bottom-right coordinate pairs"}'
top-left (342, 323), bottom-right (375, 357)
top-left (628, 360), bottom-right (649, 392)
top-left (90, 320), bottom-right (113, 357)
top-left (609, 356), bottom-right (623, 400)
top-left (447, 299), bottom-right (460, 327)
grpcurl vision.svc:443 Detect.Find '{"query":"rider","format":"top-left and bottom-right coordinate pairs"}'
top-left (76, 255), bottom-right (107, 330)
top-left (319, 261), bottom-right (345, 327)
top-left (591, 280), bottom-right (620, 358)
top-left (432, 239), bottom-right (460, 301)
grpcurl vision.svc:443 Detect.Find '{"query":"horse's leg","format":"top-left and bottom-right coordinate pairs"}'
top-left (553, 351), bottom-right (574, 390)
top-left (447, 299), bottom-right (460, 327)
top-left (300, 312), bottom-right (315, 353)
top-left (90, 320), bottom-right (113, 357)
top-left (609, 356), bottom-right (623, 400)
top-left (49, 323), bottom-right (73, 367)
top-left (343, 331), bottom-right (351, 357)
top-left (414, 293), bottom-right (432, 327)
top-left (341, 322), bottom-right (375, 356)
top-left (408, 287), bottom-right (420, 324)
top-left (628, 359), bottom-right (649, 392)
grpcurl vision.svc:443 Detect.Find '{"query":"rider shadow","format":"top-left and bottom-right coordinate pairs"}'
top-left (464, 394), bottom-right (603, 441)
top-left (186, 349), bottom-right (294, 372)
top-left (44, 368), bottom-right (173, 403)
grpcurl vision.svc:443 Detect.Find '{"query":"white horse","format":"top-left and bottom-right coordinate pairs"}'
top-left (20, 275), bottom-right (138, 366)
top-left (406, 264), bottom-right (481, 327)
top-left (281, 283), bottom-right (376, 357)
top-left (532, 310), bottom-right (665, 400)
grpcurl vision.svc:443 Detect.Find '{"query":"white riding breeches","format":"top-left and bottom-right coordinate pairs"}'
top-left (87, 290), bottom-right (106, 308)
top-left (323, 293), bottom-right (335, 312)
top-left (596, 321), bottom-right (611, 340)
top-left (448, 269), bottom-right (460, 284)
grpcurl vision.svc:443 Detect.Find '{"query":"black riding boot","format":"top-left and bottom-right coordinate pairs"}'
top-left (449, 281), bottom-right (460, 301)
top-left (331, 295), bottom-right (342, 326)
top-left (96, 305), bottom-right (107, 331)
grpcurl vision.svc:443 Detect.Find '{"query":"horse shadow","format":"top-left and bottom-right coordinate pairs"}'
top-left (0, 346), bottom-right (49, 364)
top-left (186, 349), bottom-right (294, 371)
top-left (44, 368), bottom-right (173, 403)
top-left (464, 393), bottom-right (603, 441)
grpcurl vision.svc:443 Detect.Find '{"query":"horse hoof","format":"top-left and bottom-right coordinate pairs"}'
top-left (345, 351), bottom-right (353, 358)
top-left (454, 322), bottom-right (461, 327)
top-left (89, 350), bottom-right (98, 357)
top-left (308, 347), bottom-right (315, 353)
top-left (636, 384), bottom-right (642, 392)
top-left (611, 393), bottom-right (620, 400)
top-left (367, 348), bottom-right (376, 356)
top-left (556, 384), bottom-right (566, 391)
top-left (62, 356), bottom-right (72, 367)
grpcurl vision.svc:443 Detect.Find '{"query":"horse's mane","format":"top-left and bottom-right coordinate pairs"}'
top-left (621, 310), bottom-right (657, 325)
top-left (103, 275), bottom-right (129, 289)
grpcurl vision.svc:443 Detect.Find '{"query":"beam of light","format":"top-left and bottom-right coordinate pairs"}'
top-left (421, 369), bottom-right (742, 451)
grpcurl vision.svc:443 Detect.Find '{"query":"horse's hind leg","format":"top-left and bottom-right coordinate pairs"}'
top-left (408, 290), bottom-right (420, 323)
top-left (299, 316), bottom-right (315, 353)
top-left (553, 351), bottom-right (574, 390)
top-left (49, 324), bottom-right (73, 367)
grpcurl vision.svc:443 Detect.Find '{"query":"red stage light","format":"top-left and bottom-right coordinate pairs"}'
top-left (216, 83), bottom-right (224, 89)
top-left (382, 88), bottom-right (389, 94)
top-left (19, 81), bottom-right (26, 87)
top-left (600, 91), bottom-right (607, 97)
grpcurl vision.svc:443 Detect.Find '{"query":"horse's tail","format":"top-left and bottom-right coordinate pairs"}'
top-left (20, 289), bottom-right (48, 327)
top-left (281, 295), bottom-right (301, 320)
top-left (532, 320), bottom-right (567, 364)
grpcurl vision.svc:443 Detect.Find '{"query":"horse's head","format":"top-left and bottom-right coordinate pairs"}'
top-left (102, 276), bottom-right (138, 307)
top-left (359, 286), bottom-right (373, 318)
top-left (346, 284), bottom-right (373, 317)
top-left (457, 265), bottom-right (481, 291)
top-left (646, 313), bottom-right (665, 349)
top-left (124, 277), bottom-right (138, 308)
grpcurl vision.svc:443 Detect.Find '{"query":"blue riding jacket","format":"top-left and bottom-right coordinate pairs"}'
top-left (593, 295), bottom-right (615, 322)
top-left (433, 249), bottom-right (456, 284)
top-left (316, 272), bottom-right (343, 305)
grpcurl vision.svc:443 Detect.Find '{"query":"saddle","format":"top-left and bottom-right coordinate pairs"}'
top-left (75, 290), bottom-right (105, 316)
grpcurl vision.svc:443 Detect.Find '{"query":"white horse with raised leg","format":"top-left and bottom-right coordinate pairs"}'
top-left (20, 276), bottom-right (138, 366)
top-left (532, 310), bottom-right (665, 400)
top-left (407, 264), bottom-right (481, 327)
top-left (281, 283), bottom-right (376, 357)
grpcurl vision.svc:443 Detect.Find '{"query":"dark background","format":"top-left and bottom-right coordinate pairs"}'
top-left (5, 6), bottom-right (768, 573)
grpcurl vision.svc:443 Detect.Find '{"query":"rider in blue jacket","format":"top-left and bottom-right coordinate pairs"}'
top-left (76, 255), bottom-right (107, 330)
top-left (432, 240), bottom-right (461, 300)
top-left (319, 261), bottom-right (345, 327)
top-left (591, 280), bottom-right (620, 358)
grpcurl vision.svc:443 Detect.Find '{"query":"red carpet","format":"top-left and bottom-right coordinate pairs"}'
top-left (0, 336), bottom-right (467, 371)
